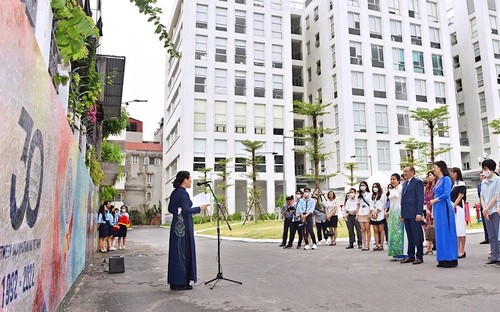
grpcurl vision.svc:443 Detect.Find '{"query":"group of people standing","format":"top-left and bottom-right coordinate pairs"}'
top-left (279, 161), bottom-right (486, 269)
top-left (97, 201), bottom-right (131, 253)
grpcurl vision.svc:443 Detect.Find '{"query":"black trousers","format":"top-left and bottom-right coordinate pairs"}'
top-left (282, 218), bottom-right (292, 245)
top-left (316, 222), bottom-right (327, 241)
top-left (287, 221), bottom-right (303, 246)
top-left (303, 215), bottom-right (317, 245)
top-left (346, 214), bottom-right (362, 246)
top-left (481, 207), bottom-right (489, 241)
top-left (404, 218), bottom-right (424, 260)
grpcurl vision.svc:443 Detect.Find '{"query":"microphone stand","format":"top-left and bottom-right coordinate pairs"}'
top-left (204, 182), bottom-right (242, 289)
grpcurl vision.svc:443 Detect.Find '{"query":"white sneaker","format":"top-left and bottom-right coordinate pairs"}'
top-left (122, 246), bottom-right (126, 250)
top-left (109, 247), bottom-right (117, 251)
top-left (312, 244), bottom-right (317, 250)
top-left (118, 246), bottom-right (122, 250)
top-left (304, 245), bottom-right (311, 250)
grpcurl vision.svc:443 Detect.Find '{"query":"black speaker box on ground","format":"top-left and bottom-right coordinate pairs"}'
top-left (109, 256), bottom-right (125, 273)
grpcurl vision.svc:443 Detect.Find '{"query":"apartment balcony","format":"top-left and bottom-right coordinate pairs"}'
top-left (292, 51), bottom-right (302, 61)
top-left (291, 25), bottom-right (302, 35)
top-left (292, 77), bottom-right (303, 87)
top-left (460, 138), bottom-right (469, 146)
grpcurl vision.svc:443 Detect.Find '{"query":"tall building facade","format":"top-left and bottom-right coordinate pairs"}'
top-left (448, 0), bottom-right (500, 171)
top-left (162, 0), bottom-right (297, 218)
top-left (162, 0), bottom-right (462, 218)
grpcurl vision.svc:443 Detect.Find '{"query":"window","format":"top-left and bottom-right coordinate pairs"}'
top-left (332, 74), bottom-right (338, 98)
top-left (455, 79), bottom-right (463, 92)
top-left (330, 16), bottom-right (335, 38)
top-left (235, 40), bottom-right (246, 64)
top-left (315, 33), bottom-right (320, 47)
top-left (387, 0), bottom-right (399, 14)
top-left (482, 117), bottom-right (490, 143)
top-left (429, 27), bottom-right (441, 49)
top-left (194, 67), bottom-right (207, 92)
top-left (194, 99), bottom-right (206, 131)
top-left (307, 67), bottom-right (312, 82)
top-left (434, 81), bottom-right (446, 103)
top-left (274, 154), bottom-right (283, 173)
top-left (215, 101), bottom-right (226, 132)
top-left (254, 42), bottom-right (265, 66)
top-left (235, 157), bottom-right (246, 172)
top-left (316, 60), bottom-right (321, 75)
top-left (336, 141), bottom-right (341, 172)
top-left (146, 192), bottom-right (152, 201)
top-left (453, 55), bottom-right (460, 68)
top-left (235, 103), bottom-right (246, 133)
top-left (412, 51), bottom-right (425, 73)
top-left (254, 13), bottom-right (264, 36)
top-left (333, 105), bottom-right (339, 134)
top-left (306, 41), bottom-right (311, 55)
top-left (132, 155), bottom-right (139, 164)
top-left (375, 105), bottom-right (388, 134)
top-left (393, 48), bottom-right (405, 71)
top-left (216, 7), bottom-right (227, 31)
top-left (235, 10), bottom-right (246, 34)
top-left (369, 16), bottom-right (382, 39)
top-left (371, 44), bottom-right (384, 68)
top-left (353, 103), bottom-right (366, 132)
top-left (457, 103), bottom-right (465, 117)
top-left (410, 23), bottom-right (422, 45)
top-left (144, 157), bottom-right (150, 165)
top-left (272, 0), bottom-right (281, 10)
top-left (331, 45), bottom-right (336, 68)
top-left (415, 79), bottom-right (427, 102)
top-left (236, 0), bottom-right (245, 3)
top-left (317, 88), bottom-right (322, 103)
top-left (273, 75), bottom-right (284, 99)
top-left (493, 40), bottom-right (500, 59)
top-left (479, 91), bottom-right (487, 113)
top-left (351, 71), bottom-right (364, 96)
top-left (256, 155), bottom-right (266, 172)
top-left (432, 54), bottom-right (443, 76)
top-left (355, 139), bottom-right (368, 170)
top-left (254, 73), bottom-right (265, 97)
top-left (308, 94), bottom-right (313, 104)
top-left (409, 0), bottom-right (420, 18)
top-left (254, 0), bottom-right (264, 7)
top-left (368, 0), bottom-right (380, 11)
top-left (450, 32), bottom-right (457, 45)
top-left (395, 77), bottom-right (407, 100)
top-left (473, 42), bottom-right (481, 62)
top-left (488, 0), bottom-right (497, 11)
top-left (235, 71), bottom-right (246, 96)
top-left (477, 66), bottom-right (484, 87)
top-left (491, 15), bottom-right (498, 34)
top-left (215, 37), bottom-right (227, 62)
top-left (272, 16), bottom-right (282, 39)
top-left (215, 69), bottom-right (227, 94)
top-left (306, 16), bottom-right (310, 29)
top-left (272, 45), bottom-right (282, 68)
top-left (427, 1), bottom-right (438, 22)
top-left (390, 20), bottom-right (403, 42)
top-left (154, 158), bottom-right (160, 165)
top-left (255, 104), bottom-right (266, 134)
top-left (373, 74), bottom-right (386, 98)
top-left (195, 35), bottom-right (207, 60)
top-left (196, 4), bottom-right (208, 29)
top-left (348, 12), bottom-right (360, 35)
top-left (273, 105), bottom-right (284, 135)
top-left (348, 0), bottom-right (359, 7)
top-left (214, 156), bottom-right (227, 172)
top-left (350, 41), bottom-right (363, 65)
top-left (314, 6), bottom-right (319, 20)
top-left (377, 141), bottom-right (391, 170)
top-left (397, 106), bottom-right (410, 135)
top-left (471, 17), bottom-right (478, 37)
top-left (496, 64), bottom-right (500, 83)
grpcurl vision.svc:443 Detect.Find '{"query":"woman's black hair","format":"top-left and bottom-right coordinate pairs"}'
top-left (391, 173), bottom-right (401, 181)
top-left (386, 184), bottom-right (392, 197)
top-left (358, 181), bottom-right (370, 198)
top-left (434, 160), bottom-right (450, 177)
top-left (172, 171), bottom-right (190, 188)
top-left (482, 159), bottom-right (496, 171)
top-left (327, 191), bottom-right (336, 200)
top-left (98, 204), bottom-right (105, 220)
top-left (103, 200), bottom-right (110, 206)
top-left (371, 183), bottom-right (383, 201)
top-left (110, 205), bottom-right (115, 216)
top-left (451, 167), bottom-right (463, 181)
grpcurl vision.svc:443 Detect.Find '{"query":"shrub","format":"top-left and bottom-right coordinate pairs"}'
top-left (129, 209), bottom-right (144, 225)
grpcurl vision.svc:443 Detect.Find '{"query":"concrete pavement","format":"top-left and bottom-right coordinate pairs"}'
top-left (60, 227), bottom-right (500, 312)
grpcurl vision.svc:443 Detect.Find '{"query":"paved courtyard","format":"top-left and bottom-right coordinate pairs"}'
top-left (62, 227), bottom-right (500, 312)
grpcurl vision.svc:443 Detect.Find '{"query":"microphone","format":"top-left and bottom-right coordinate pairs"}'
top-left (196, 181), bottom-right (212, 186)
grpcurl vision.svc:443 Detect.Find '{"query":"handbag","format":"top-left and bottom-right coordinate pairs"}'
top-left (425, 225), bottom-right (435, 241)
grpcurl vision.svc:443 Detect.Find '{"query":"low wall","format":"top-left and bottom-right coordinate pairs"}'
top-left (0, 1), bottom-right (98, 311)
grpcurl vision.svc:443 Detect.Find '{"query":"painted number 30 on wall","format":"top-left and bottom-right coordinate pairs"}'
top-left (10, 107), bottom-right (44, 230)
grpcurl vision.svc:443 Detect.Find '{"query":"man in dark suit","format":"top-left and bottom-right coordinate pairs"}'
top-left (400, 166), bottom-right (425, 265)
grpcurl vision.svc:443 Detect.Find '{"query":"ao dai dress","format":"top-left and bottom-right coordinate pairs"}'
top-left (387, 184), bottom-right (408, 257)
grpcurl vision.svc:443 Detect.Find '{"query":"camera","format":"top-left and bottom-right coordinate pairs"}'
top-left (324, 228), bottom-right (333, 238)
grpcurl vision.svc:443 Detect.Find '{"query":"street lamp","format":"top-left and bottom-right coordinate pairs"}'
top-left (123, 99), bottom-right (148, 105)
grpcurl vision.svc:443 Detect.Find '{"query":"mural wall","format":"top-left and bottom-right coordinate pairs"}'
top-left (0, 1), bottom-right (98, 311)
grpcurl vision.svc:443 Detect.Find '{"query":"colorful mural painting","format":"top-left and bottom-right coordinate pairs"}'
top-left (0, 1), bottom-right (99, 311)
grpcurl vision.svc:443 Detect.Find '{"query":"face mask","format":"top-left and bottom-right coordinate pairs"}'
top-left (350, 193), bottom-right (356, 198)
top-left (372, 187), bottom-right (378, 193)
top-left (360, 186), bottom-right (367, 191)
top-left (303, 192), bottom-right (310, 198)
top-left (484, 170), bottom-right (491, 177)
top-left (296, 194), bottom-right (301, 199)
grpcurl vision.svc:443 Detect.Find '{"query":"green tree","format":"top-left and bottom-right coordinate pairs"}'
top-left (292, 99), bottom-right (334, 196)
top-left (344, 161), bottom-right (358, 186)
top-left (489, 119), bottom-right (500, 134)
top-left (101, 140), bottom-right (125, 163)
top-left (242, 140), bottom-right (265, 223)
top-left (398, 138), bottom-right (428, 170)
top-left (215, 158), bottom-right (233, 218)
top-left (195, 167), bottom-right (212, 222)
top-left (410, 106), bottom-right (451, 166)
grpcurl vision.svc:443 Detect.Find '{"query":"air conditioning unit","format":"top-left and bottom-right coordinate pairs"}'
top-left (408, 10), bottom-right (415, 18)
top-left (147, 183), bottom-right (152, 187)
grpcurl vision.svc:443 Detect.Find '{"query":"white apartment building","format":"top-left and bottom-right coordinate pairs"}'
top-left (298, 0), bottom-right (460, 193)
top-left (162, 0), bottom-right (297, 218)
top-left (448, 0), bottom-right (500, 172)
top-left (162, 0), bottom-right (463, 218)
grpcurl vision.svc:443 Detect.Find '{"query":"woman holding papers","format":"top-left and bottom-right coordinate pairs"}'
top-left (167, 171), bottom-right (208, 291)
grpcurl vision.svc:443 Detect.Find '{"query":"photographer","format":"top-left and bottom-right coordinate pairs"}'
top-left (279, 196), bottom-right (295, 247)
top-left (284, 190), bottom-right (304, 249)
